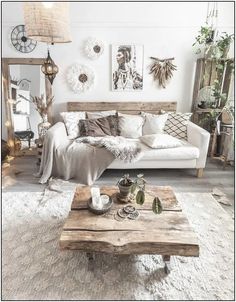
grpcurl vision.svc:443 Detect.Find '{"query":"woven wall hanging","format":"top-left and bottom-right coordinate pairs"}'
top-left (149, 57), bottom-right (177, 88)
top-left (67, 64), bottom-right (95, 93)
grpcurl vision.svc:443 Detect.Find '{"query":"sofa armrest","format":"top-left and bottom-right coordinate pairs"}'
top-left (37, 122), bottom-right (70, 183)
top-left (187, 121), bottom-right (210, 168)
top-left (46, 122), bottom-right (70, 149)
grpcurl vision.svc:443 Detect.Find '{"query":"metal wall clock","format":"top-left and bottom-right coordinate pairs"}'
top-left (11, 25), bottom-right (37, 53)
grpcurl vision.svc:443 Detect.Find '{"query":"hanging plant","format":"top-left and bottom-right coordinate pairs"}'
top-left (84, 37), bottom-right (104, 60)
top-left (66, 64), bottom-right (95, 93)
top-left (149, 57), bottom-right (177, 89)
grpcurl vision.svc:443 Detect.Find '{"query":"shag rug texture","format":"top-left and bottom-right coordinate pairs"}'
top-left (2, 187), bottom-right (234, 300)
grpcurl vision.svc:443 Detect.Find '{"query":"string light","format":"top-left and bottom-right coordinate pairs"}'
top-left (8, 99), bottom-right (15, 104)
top-left (5, 121), bottom-right (11, 127)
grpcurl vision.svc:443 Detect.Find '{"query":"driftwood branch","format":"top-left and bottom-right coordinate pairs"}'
top-left (150, 57), bottom-right (175, 62)
top-left (149, 57), bottom-right (177, 89)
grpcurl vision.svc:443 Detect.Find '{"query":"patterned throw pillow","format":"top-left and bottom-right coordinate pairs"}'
top-left (79, 115), bottom-right (120, 137)
top-left (60, 111), bottom-right (86, 139)
top-left (164, 113), bottom-right (192, 140)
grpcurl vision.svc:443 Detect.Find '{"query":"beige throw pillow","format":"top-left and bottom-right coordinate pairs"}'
top-left (60, 111), bottom-right (86, 139)
top-left (87, 110), bottom-right (116, 119)
top-left (118, 113), bottom-right (144, 138)
top-left (140, 134), bottom-right (182, 149)
top-left (142, 112), bottom-right (169, 135)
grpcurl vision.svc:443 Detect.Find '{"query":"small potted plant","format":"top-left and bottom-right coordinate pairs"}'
top-left (117, 174), bottom-right (134, 200)
top-left (117, 173), bottom-right (163, 214)
top-left (216, 32), bottom-right (234, 58)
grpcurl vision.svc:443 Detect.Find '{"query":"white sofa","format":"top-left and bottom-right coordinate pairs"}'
top-left (109, 121), bottom-right (210, 176)
top-left (40, 120), bottom-right (210, 183)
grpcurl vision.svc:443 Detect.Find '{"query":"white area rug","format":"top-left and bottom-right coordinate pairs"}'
top-left (2, 189), bottom-right (234, 300)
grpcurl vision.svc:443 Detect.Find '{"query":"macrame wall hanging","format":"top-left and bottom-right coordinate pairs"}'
top-left (149, 57), bottom-right (177, 88)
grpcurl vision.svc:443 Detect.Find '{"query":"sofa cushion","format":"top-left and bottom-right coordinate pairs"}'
top-left (140, 134), bottom-right (182, 149)
top-left (79, 115), bottom-right (120, 137)
top-left (60, 111), bottom-right (86, 139)
top-left (87, 110), bottom-right (117, 119)
top-left (140, 139), bottom-right (199, 160)
top-left (142, 112), bottom-right (168, 135)
top-left (118, 113), bottom-right (144, 138)
top-left (164, 113), bottom-right (192, 140)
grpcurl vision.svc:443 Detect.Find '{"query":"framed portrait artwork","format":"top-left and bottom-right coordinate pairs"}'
top-left (111, 44), bottom-right (144, 91)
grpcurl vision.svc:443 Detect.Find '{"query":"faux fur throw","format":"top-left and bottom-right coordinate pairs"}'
top-left (76, 136), bottom-right (143, 163)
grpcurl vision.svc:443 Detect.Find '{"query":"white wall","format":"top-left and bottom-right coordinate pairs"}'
top-left (2, 1), bottom-right (235, 128)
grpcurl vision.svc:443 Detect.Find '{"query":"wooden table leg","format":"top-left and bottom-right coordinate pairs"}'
top-left (162, 255), bottom-right (171, 274)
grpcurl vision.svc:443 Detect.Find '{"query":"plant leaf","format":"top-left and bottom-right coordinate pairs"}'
top-left (152, 197), bottom-right (163, 214)
top-left (136, 190), bottom-right (145, 205)
top-left (131, 183), bottom-right (137, 194)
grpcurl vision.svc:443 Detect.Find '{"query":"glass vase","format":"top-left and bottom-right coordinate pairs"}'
top-left (38, 114), bottom-right (51, 139)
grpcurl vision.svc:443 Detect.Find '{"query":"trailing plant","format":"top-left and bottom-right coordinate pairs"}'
top-left (199, 109), bottom-right (219, 133)
top-left (192, 26), bottom-right (215, 54)
top-left (216, 32), bottom-right (234, 57)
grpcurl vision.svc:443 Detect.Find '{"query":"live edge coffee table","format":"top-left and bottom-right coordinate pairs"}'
top-left (59, 185), bottom-right (199, 273)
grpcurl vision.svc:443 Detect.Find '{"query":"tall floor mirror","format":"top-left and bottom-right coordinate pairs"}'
top-left (2, 58), bottom-right (52, 155)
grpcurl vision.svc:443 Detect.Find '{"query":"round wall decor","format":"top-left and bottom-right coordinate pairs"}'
top-left (67, 64), bottom-right (95, 93)
top-left (84, 37), bottom-right (104, 60)
top-left (11, 24), bottom-right (37, 53)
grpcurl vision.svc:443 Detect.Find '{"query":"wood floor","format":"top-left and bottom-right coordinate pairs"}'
top-left (2, 155), bottom-right (234, 215)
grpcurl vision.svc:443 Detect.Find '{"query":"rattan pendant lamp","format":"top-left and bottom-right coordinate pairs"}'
top-left (23, 2), bottom-right (72, 84)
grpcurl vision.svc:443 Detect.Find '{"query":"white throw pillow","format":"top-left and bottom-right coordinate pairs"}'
top-left (118, 113), bottom-right (144, 138)
top-left (87, 110), bottom-right (116, 119)
top-left (140, 134), bottom-right (182, 149)
top-left (142, 112), bottom-right (169, 135)
top-left (60, 111), bottom-right (86, 139)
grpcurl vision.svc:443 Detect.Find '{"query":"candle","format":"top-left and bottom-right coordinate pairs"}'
top-left (91, 186), bottom-right (100, 198)
top-left (92, 196), bottom-right (102, 209)
top-left (101, 194), bottom-right (109, 205)
top-left (91, 187), bottom-right (102, 209)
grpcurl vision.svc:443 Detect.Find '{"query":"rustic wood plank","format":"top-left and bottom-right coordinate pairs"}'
top-left (67, 102), bottom-right (177, 113)
top-left (59, 230), bottom-right (199, 256)
top-left (192, 58), bottom-right (204, 112)
top-left (2, 59), bottom-right (14, 154)
top-left (4, 58), bottom-right (45, 65)
top-left (71, 185), bottom-right (181, 211)
top-left (63, 210), bottom-right (193, 232)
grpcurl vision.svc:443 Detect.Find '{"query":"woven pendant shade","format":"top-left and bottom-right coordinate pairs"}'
top-left (23, 2), bottom-right (72, 43)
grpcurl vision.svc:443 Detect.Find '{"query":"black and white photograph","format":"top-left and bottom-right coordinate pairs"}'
top-left (112, 44), bottom-right (143, 91)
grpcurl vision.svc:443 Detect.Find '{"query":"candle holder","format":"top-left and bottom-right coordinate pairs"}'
top-left (87, 194), bottom-right (113, 215)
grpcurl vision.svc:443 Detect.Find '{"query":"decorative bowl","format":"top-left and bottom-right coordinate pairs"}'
top-left (87, 194), bottom-right (113, 215)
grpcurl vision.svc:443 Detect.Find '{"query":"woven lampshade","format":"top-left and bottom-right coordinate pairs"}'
top-left (23, 2), bottom-right (72, 44)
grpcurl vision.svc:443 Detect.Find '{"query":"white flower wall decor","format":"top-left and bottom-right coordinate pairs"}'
top-left (66, 64), bottom-right (95, 93)
top-left (84, 37), bottom-right (104, 60)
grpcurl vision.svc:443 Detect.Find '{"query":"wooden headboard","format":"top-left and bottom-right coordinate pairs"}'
top-left (67, 102), bottom-right (177, 114)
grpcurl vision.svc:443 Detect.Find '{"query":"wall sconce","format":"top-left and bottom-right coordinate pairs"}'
top-left (41, 50), bottom-right (59, 84)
